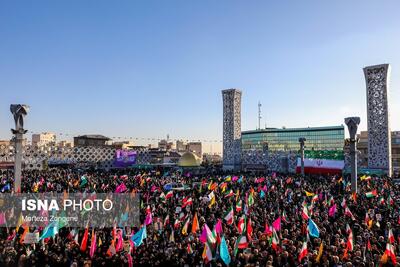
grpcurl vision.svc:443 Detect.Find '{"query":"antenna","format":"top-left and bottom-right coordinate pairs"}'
top-left (258, 101), bottom-right (262, 130)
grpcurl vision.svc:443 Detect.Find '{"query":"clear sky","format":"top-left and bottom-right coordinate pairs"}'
top-left (1, 1), bottom-right (399, 154)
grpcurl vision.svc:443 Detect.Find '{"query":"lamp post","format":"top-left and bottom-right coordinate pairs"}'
top-left (345, 117), bottom-right (360, 193)
top-left (298, 138), bottom-right (306, 176)
top-left (10, 104), bottom-right (29, 193)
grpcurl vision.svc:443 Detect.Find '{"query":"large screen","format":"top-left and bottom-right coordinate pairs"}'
top-left (113, 149), bottom-right (137, 167)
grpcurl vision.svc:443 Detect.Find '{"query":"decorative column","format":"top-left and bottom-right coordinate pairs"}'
top-left (222, 89), bottom-right (242, 171)
top-left (298, 137), bottom-right (306, 176)
top-left (364, 64), bottom-right (392, 176)
top-left (345, 117), bottom-right (360, 193)
top-left (10, 104), bottom-right (29, 193)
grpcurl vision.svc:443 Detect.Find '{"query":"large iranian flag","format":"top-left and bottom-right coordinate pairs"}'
top-left (296, 150), bottom-right (344, 175)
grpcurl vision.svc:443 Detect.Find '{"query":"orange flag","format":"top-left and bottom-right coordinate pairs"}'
top-left (192, 213), bottom-right (199, 234)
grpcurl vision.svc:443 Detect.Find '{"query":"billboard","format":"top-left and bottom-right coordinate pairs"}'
top-left (114, 150), bottom-right (137, 167)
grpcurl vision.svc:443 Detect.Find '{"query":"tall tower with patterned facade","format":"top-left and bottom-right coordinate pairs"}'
top-left (222, 89), bottom-right (242, 170)
top-left (364, 64), bottom-right (392, 176)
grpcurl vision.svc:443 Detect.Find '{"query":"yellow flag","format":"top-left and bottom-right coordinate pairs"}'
top-left (316, 242), bottom-right (323, 263)
top-left (208, 195), bottom-right (216, 208)
top-left (235, 189), bottom-right (240, 202)
top-left (305, 191), bottom-right (315, 197)
top-left (16, 213), bottom-right (24, 232)
top-left (98, 236), bottom-right (102, 247)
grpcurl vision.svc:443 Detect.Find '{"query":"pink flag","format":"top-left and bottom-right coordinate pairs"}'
top-left (329, 204), bottom-right (337, 217)
top-left (215, 219), bottom-right (223, 234)
top-left (264, 223), bottom-right (272, 235)
top-left (199, 224), bottom-right (211, 243)
top-left (89, 230), bottom-right (97, 258)
top-left (272, 217), bottom-right (281, 231)
top-left (232, 176), bottom-right (239, 182)
top-left (0, 212), bottom-right (6, 225)
top-left (115, 183), bottom-right (127, 193)
top-left (116, 233), bottom-right (123, 252)
top-left (145, 212), bottom-right (153, 225)
top-left (127, 253), bottom-right (133, 267)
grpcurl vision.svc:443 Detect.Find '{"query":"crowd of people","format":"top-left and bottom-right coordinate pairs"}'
top-left (0, 168), bottom-right (399, 266)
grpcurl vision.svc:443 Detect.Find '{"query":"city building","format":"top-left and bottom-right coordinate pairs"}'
top-left (158, 139), bottom-right (174, 151)
top-left (176, 140), bottom-right (186, 152)
top-left (74, 135), bottom-right (111, 147)
top-left (203, 153), bottom-right (223, 165)
top-left (57, 140), bottom-right (73, 148)
top-left (112, 141), bottom-right (135, 149)
top-left (32, 132), bottom-right (56, 147)
top-left (222, 89), bottom-right (242, 170)
top-left (187, 142), bottom-right (202, 158)
top-left (364, 64), bottom-right (392, 176)
top-left (357, 131), bottom-right (400, 175)
top-left (175, 140), bottom-right (202, 158)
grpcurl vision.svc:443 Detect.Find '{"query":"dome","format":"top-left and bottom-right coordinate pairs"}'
top-left (178, 152), bottom-right (202, 167)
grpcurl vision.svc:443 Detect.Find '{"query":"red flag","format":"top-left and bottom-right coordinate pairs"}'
top-left (247, 218), bottom-right (253, 241)
top-left (80, 227), bottom-right (89, 252)
top-left (89, 229), bottom-right (97, 258)
top-left (298, 241), bottom-right (308, 262)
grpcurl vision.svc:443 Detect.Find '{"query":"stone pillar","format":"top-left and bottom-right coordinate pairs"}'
top-left (222, 89), bottom-right (242, 171)
top-left (298, 138), bottom-right (306, 176)
top-left (10, 104), bottom-right (29, 193)
top-left (364, 64), bottom-right (392, 176)
top-left (345, 117), bottom-right (360, 193)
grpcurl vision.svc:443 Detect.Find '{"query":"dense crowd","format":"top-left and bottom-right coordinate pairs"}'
top-left (0, 168), bottom-right (399, 267)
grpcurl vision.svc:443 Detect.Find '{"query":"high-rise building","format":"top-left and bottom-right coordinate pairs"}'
top-left (222, 89), bottom-right (242, 170)
top-left (32, 132), bottom-right (56, 147)
top-left (364, 64), bottom-right (392, 176)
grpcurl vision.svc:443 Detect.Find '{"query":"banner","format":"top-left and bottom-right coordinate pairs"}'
top-left (23, 232), bottom-right (40, 244)
top-left (114, 150), bottom-right (137, 168)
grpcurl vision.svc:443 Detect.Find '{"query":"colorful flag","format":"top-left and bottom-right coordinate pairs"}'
top-left (328, 204), bottom-right (337, 217)
top-left (385, 242), bottom-right (397, 265)
top-left (220, 236), bottom-right (231, 265)
top-left (301, 205), bottom-right (309, 220)
top-left (181, 217), bottom-right (190, 236)
top-left (271, 229), bottom-right (280, 251)
top-left (80, 227), bottom-right (89, 252)
top-left (165, 191), bottom-right (173, 199)
top-left (308, 218), bottom-right (320, 238)
top-left (247, 218), bottom-right (253, 241)
top-left (224, 206), bottom-right (234, 225)
top-left (272, 217), bottom-right (281, 231)
top-left (200, 224), bottom-right (215, 244)
top-left (202, 242), bottom-right (213, 263)
top-left (40, 221), bottom-right (59, 240)
top-left (236, 200), bottom-right (242, 212)
top-left (131, 226), bottom-right (147, 247)
top-left (388, 228), bottom-right (395, 244)
top-left (316, 242), bottom-right (323, 263)
top-left (89, 229), bottom-right (97, 258)
top-left (191, 213), bottom-right (199, 234)
top-left (144, 212), bottom-right (153, 226)
top-left (305, 191), bottom-right (315, 197)
top-left (298, 241), bottom-right (308, 262)
top-left (365, 190), bottom-right (377, 198)
top-left (237, 215), bottom-right (246, 233)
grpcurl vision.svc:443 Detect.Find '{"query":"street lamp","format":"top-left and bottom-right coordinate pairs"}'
top-left (345, 117), bottom-right (360, 193)
top-left (298, 138), bottom-right (306, 176)
top-left (10, 104), bottom-right (29, 193)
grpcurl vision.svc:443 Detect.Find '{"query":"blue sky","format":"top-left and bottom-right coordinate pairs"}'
top-left (0, 1), bottom-right (399, 153)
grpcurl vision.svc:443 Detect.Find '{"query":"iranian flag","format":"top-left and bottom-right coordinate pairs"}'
top-left (236, 200), bottom-right (242, 212)
top-left (301, 205), bottom-right (309, 221)
top-left (389, 228), bottom-right (395, 244)
top-left (347, 230), bottom-right (354, 251)
top-left (237, 215), bottom-right (246, 233)
top-left (365, 190), bottom-right (377, 198)
top-left (298, 241), bottom-right (308, 262)
top-left (224, 207), bottom-right (234, 225)
top-left (296, 150), bottom-right (344, 175)
top-left (202, 242), bottom-right (213, 263)
top-left (165, 191), bottom-right (173, 199)
top-left (271, 229), bottom-right (280, 251)
top-left (385, 243), bottom-right (397, 265)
